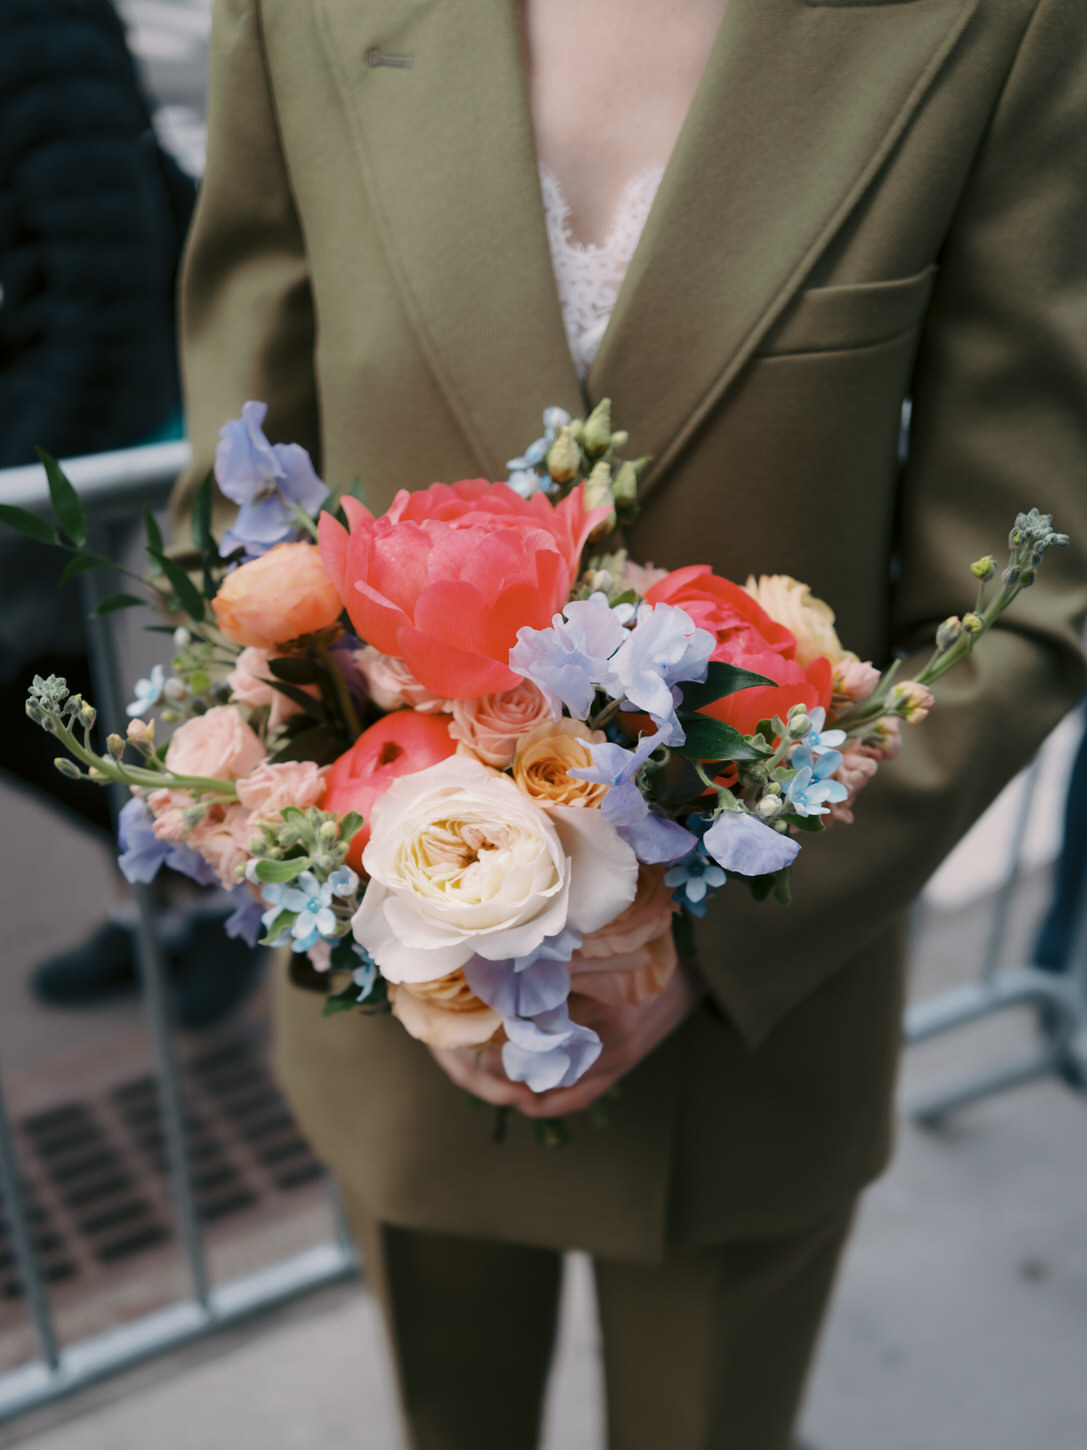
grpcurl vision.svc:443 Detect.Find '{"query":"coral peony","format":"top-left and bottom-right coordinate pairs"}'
top-left (647, 566), bottom-right (833, 738)
top-left (317, 480), bottom-right (611, 699)
top-left (323, 711), bottom-right (457, 872)
top-left (212, 542), bottom-right (343, 648)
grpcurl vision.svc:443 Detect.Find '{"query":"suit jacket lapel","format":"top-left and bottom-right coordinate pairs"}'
top-left (314, 0), bottom-right (582, 478)
top-left (589, 0), bottom-right (978, 494)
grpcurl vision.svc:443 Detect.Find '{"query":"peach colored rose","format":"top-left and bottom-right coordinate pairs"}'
top-left (388, 971), bottom-right (501, 1049)
top-left (164, 706), bottom-right (265, 780)
top-left (355, 647), bottom-right (450, 713)
top-left (511, 719), bottom-right (607, 808)
top-left (448, 679), bottom-right (554, 767)
top-left (569, 864), bottom-right (678, 1006)
top-left (322, 711), bottom-right (458, 872)
top-left (227, 647), bottom-right (320, 729)
top-left (744, 574), bottom-right (846, 668)
top-left (317, 480), bottom-right (610, 699)
top-left (212, 541), bottom-right (343, 648)
top-left (235, 760), bottom-right (327, 819)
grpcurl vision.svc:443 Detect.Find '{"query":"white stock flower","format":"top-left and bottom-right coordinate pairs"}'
top-left (351, 756), bottom-right (638, 983)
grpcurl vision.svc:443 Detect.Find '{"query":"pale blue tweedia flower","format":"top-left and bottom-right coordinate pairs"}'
top-left (126, 664), bottom-right (165, 717)
top-left (216, 401), bottom-right (328, 560)
top-left (352, 949), bottom-right (379, 1002)
top-left (610, 603), bottom-right (714, 745)
top-left (785, 756), bottom-right (850, 817)
top-left (665, 847), bottom-right (727, 917)
top-left (327, 866), bottom-right (359, 898)
top-left (501, 1005), bottom-right (602, 1092)
top-left (703, 809), bottom-right (801, 876)
top-left (509, 594), bottom-right (629, 717)
top-left (799, 706), bottom-right (847, 757)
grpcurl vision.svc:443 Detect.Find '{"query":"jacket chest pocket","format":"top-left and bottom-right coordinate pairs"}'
top-left (755, 265), bottom-right (938, 357)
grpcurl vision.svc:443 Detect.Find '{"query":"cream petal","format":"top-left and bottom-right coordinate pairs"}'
top-left (549, 806), bottom-right (638, 934)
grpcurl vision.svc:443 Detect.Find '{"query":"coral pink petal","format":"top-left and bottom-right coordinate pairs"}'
top-left (317, 512), bottom-right (350, 600)
top-left (398, 625), bottom-right (519, 698)
top-left (348, 578), bottom-right (412, 656)
top-left (367, 523), bottom-right (434, 617)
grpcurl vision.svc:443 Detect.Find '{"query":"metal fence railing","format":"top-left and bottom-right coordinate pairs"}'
top-left (0, 444), bottom-right (356, 1425)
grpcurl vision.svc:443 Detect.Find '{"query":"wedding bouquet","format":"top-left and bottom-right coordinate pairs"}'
top-left (4, 401), bottom-right (1068, 1094)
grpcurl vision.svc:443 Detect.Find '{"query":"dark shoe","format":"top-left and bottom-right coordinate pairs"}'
top-left (170, 917), bottom-right (267, 1032)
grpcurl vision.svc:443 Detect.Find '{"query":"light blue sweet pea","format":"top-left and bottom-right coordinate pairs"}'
top-left (703, 809), bottom-right (801, 876)
top-left (501, 1006), bottom-right (602, 1093)
top-left (610, 603), bottom-right (714, 744)
top-left (509, 594), bottom-right (628, 717)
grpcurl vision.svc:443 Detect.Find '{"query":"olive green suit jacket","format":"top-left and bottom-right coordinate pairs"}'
top-left (178, 0), bottom-right (1087, 1258)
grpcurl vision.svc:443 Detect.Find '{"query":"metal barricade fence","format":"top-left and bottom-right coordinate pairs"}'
top-left (0, 443), bottom-right (356, 1425)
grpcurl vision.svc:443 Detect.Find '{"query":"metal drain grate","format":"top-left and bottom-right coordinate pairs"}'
top-left (0, 1026), bottom-right (323, 1307)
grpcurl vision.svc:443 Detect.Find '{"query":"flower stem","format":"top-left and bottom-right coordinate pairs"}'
top-left (313, 639), bottom-right (362, 741)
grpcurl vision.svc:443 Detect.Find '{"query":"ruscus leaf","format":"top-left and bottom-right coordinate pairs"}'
top-left (35, 449), bottom-right (87, 546)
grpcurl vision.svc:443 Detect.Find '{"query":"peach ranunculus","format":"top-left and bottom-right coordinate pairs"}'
top-left (354, 646), bottom-right (450, 714)
top-left (352, 754), bottom-right (638, 984)
top-left (212, 541), bottom-right (343, 648)
top-left (164, 705), bottom-right (265, 781)
top-left (322, 710), bottom-right (458, 872)
top-left (511, 719), bottom-right (607, 808)
top-left (317, 480), bottom-right (611, 699)
top-left (448, 679), bottom-right (554, 767)
top-left (388, 972), bottom-right (501, 1049)
top-left (235, 760), bottom-right (327, 819)
top-left (227, 647), bottom-right (321, 729)
top-left (568, 864), bottom-right (678, 1006)
top-left (744, 574), bottom-right (846, 669)
top-left (646, 566), bottom-right (833, 739)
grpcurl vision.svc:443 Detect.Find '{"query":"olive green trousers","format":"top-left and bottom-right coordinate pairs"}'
top-left (344, 1192), bottom-right (854, 1450)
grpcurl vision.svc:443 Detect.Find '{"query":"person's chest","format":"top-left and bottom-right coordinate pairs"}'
top-left (523, 0), bottom-right (731, 246)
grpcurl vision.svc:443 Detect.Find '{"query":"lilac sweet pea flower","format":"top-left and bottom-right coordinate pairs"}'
top-left (464, 928), bottom-right (581, 1018)
top-left (509, 594), bottom-right (629, 717)
top-left (216, 401), bottom-right (328, 560)
top-left (703, 810), bottom-right (801, 876)
top-left (501, 1005), bottom-right (603, 1092)
top-left (117, 797), bottom-right (218, 887)
top-left (610, 603), bottom-right (715, 744)
top-left (568, 728), bottom-right (697, 864)
top-left (224, 886), bottom-right (265, 948)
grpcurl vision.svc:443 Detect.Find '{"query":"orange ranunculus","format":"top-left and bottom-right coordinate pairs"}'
top-left (322, 710), bottom-right (457, 872)
top-left (317, 480), bottom-right (611, 700)
top-left (646, 565), bottom-right (832, 738)
top-left (212, 542), bottom-right (344, 648)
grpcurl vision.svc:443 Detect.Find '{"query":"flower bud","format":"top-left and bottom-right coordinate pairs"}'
top-left (756, 794), bottom-right (783, 822)
top-left (546, 426), bottom-right (581, 483)
top-left (962, 612), bottom-right (983, 636)
top-left (935, 616), bottom-right (963, 650)
top-left (79, 701), bottom-right (97, 730)
top-left (970, 555), bottom-right (996, 580)
top-left (54, 758), bottom-right (83, 781)
top-left (612, 460), bottom-right (639, 505)
top-left (1020, 566), bottom-right (1036, 586)
top-left (580, 399), bottom-right (613, 456)
top-left (173, 626), bottom-right (192, 650)
top-left (1002, 566), bottom-right (1021, 588)
top-left (164, 678), bottom-right (188, 704)
top-left (788, 710), bottom-right (812, 738)
top-left (610, 430), bottom-right (629, 449)
top-left (107, 733), bottom-right (125, 760)
top-left (127, 717), bottom-right (155, 746)
top-left (890, 680), bottom-right (935, 724)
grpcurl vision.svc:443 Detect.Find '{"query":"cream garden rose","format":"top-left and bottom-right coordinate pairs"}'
top-left (744, 573), bottom-right (846, 668)
top-left (352, 755), bottom-right (638, 983)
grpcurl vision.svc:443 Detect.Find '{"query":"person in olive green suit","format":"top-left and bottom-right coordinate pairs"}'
top-left (176, 2), bottom-right (1087, 1446)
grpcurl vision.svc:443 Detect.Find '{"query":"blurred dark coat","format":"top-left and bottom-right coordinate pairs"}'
top-left (0, 0), bottom-right (194, 471)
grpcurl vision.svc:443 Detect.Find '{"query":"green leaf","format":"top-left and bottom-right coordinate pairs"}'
top-left (143, 507), bottom-right (164, 557)
top-left (675, 716), bottom-right (771, 762)
top-left (322, 984), bottom-right (364, 1017)
top-left (252, 856), bottom-right (312, 884)
top-left (781, 812), bottom-right (825, 833)
top-left (773, 869), bottom-right (792, 906)
top-left (59, 552), bottom-right (114, 585)
top-left (149, 550), bottom-right (206, 622)
top-left (746, 874), bottom-right (777, 902)
top-left (0, 503), bottom-right (61, 547)
top-left (90, 592), bottom-right (147, 617)
top-left (35, 449), bottom-right (86, 547)
top-left (191, 471), bottom-right (215, 556)
top-left (333, 810), bottom-right (364, 841)
top-left (260, 909), bottom-right (294, 942)
top-left (266, 678), bottom-right (328, 722)
top-left (610, 589), bottom-right (639, 608)
top-left (678, 662), bottom-right (777, 712)
top-left (271, 723), bottom-right (347, 765)
top-left (268, 656), bottom-right (322, 685)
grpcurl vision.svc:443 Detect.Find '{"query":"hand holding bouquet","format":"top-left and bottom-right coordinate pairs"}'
top-left (6, 400), bottom-right (1068, 1115)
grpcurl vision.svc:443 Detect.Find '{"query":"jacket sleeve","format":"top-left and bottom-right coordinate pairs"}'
top-left (695, 0), bottom-right (1087, 1048)
top-left (172, 0), bottom-right (320, 535)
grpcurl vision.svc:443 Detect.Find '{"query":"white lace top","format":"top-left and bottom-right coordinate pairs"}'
top-left (540, 162), bottom-right (665, 381)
